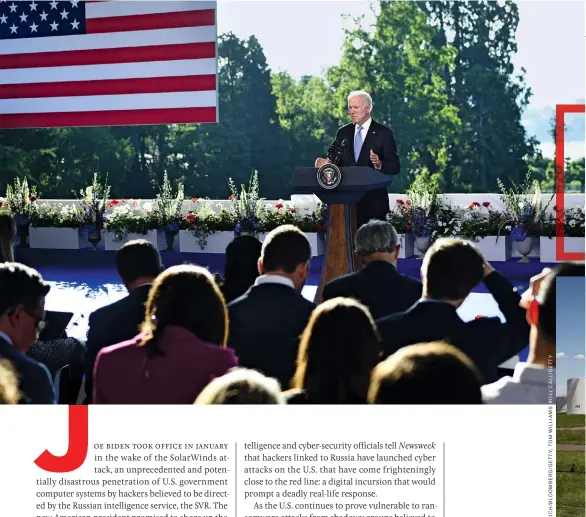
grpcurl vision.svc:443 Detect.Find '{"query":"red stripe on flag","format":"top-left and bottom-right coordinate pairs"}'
top-left (86, 9), bottom-right (215, 34)
top-left (0, 107), bottom-right (217, 129)
top-left (0, 42), bottom-right (215, 70)
top-left (0, 75), bottom-right (216, 99)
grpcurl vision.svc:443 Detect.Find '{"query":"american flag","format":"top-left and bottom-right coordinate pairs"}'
top-left (0, 1), bottom-right (217, 128)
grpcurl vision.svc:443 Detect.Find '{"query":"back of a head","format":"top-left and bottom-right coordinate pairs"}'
top-left (194, 368), bottom-right (285, 404)
top-left (116, 239), bottom-right (162, 285)
top-left (538, 261), bottom-right (585, 344)
top-left (293, 297), bottom-right (382, 403)
top-left (355, 220), bottom-right (398, 256)
top-left (142, 264), bottom-right (228, 353)
top-left (0, 262), bottom-right (51, 315)
top-left (260, 225), bottom-right (311, 273)
top-left (368, 341), bottom-right (483, 404)
top-left (0, 214), bottom-right (16, 263)
top-left (223, 236), bottom-right (262, 301)
top-left (422, 238), bottom-right (485, 300)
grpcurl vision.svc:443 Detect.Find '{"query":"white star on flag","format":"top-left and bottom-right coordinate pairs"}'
top-left (50, 20), bottom-right (58, 31)
top-left (9, 2), bottom-right (17, 13)
top-left (0, 13), bottom-right (7, 23)
top-left (9, 23), bottom-right (17, 33)
top-left (39, 10), bottom-right (48, 21)
top-left (29, 21), bottom-right (38, 32)
top-left (70, 0), bottom-right (79, 7)
top-left (29, 1), bottom-right (37, 11)
top-left (70, 18), bottom-right (79, 30)
top-left (49, 0), bottom-right (58, 10)
top-left (60, 8), bottom-right (69, 19)
top-left (19, 12), bottom-right (28, 23)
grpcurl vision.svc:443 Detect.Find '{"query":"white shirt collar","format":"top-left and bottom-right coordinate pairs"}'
top-left (0, 331), bottom-right (13, 346)
top-left (355, 117), bottom-right (372, 135)
top-left (481, 362), bottom-right (554, 404)
top-left (254, 274), bottom-right (295, 290)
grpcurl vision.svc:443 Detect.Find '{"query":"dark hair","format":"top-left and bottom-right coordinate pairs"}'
top-left (292, 297), bottom-right (382, 403)
top-left (0, 262), bottom-right (51, 315)
top-left (0, 214), bottom-right (16, 263)
top-left (140, 265), bottom-right (228, 357)
top-left (222, 235), bottom-right (262, 302)
top-left (261, 225), bottom-right (311, 274)
top-left (368, 341), bottom-right (483, 404)
top-left (115, 239), bottom-right (162, 285)
top-left (423, 238), bottom-right (485, 300)
top-left (539, 261), bottom-right (585, 343)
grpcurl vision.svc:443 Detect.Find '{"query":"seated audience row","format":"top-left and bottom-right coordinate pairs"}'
top-left (0, 218), bottom-right (581, 405)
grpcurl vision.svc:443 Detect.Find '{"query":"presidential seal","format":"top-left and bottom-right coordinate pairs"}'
top-left (317, 163), bottom-right (342, 190)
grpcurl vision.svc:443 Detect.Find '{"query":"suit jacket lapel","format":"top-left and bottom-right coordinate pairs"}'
top-left (357, 120), bottom-right (377, 165)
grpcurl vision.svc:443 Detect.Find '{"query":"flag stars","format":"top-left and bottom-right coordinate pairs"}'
top-left (9, 23), bottom-right (17, 33)
top-left (70, 18), bottom-right (79, 30)
top-left (19, 11), bottom-right (28, 23)
top-left (0, 13), bottom-right (7, 24)
top-left (70, 0), bottom-right (79, 7)
top-left (60, 8), bottom-right (69, 19)
top-left (8, 2), bottom-right (17, 13)
top-left (49, 0), bottom-right (58, 10)
top-left (29, 1), bottom-right (37, 11)
top-left (29, 21), bottom-right (38, 32)
top-left (50, 20), bottom-right (58, 31)
top-left (39, 10), bottom-right (48, 22)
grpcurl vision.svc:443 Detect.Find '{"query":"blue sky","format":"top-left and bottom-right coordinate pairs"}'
top-left (557, 277), bottom-right (586, 395)
top-left (217, 0), bottom-right (585, 157)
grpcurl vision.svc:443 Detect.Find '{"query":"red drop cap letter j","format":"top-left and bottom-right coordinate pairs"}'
top-left (35, 406), bottom-right (89, 473)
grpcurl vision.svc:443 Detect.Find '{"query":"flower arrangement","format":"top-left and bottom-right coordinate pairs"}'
top-left (5, 177), bottom-right (38, 219)
top-left (74, 173), bottom-right (110, 230)
top-left (227, 170), bottom-right (265, 234)
top-left (497, 171), bottom-right (554, 241)
top-left (541, 206), bottom-right (585, 238)
top-left (104, 199), bottom-right (159, 241)
top-left (404, 174), bottom-right (441, 239)
top-left (182, 199), bottom-right (236, 249)
top-left (30, 203), bottom-right (80, 228)
top-left (152, 172), bottom-right (184, 233)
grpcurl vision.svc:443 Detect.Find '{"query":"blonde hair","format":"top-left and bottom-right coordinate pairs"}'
top-left (0, 359), bottom-right (21, 404)
top-left (195, 368), bottom-right (285, 404)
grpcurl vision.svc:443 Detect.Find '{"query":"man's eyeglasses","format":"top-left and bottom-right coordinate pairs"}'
top-left (2, 306), bottom-right (46, 333)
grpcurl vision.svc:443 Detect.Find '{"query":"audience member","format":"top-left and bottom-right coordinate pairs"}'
top-left (376, 238), bottom-right (530, 384)
top-left (195, 368), bottom-right (285, 404)
top-left (0, 263), bottom-right (55, 403)
top-left (0, 359), bottom-right (21, 404)
top-left (93, 265), bottom-right (237, 404)
top-left (220, 235), bottom-right (262, 303)
top-left (285, 298), bottom-right (382, 404)
top-left (0, 214), bottom-right (15, 262)
top-left (368, 341), bottom-right (483, 404)
top-left (228, 225), bottom-right (315, 389)
top-left (84, 239), bottom-right (162, 402)
top-left (323, 220), bottom-right (422, 318)
top-left (483, 262), bottom-right (584, 404)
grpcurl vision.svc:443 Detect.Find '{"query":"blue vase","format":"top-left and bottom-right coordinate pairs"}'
top-left (13, 215), bottom-right (30, 248)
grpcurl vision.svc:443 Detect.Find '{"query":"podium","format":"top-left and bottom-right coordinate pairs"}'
top-left (293, 166), bottom-right (392, 303)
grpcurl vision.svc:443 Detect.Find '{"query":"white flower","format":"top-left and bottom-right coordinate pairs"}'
top-left (142, 202), bottom-right (152, 212)
top-left (505, 225), bottom-right (512, 231)
top-left (569, 220), bottom-right (576, 227)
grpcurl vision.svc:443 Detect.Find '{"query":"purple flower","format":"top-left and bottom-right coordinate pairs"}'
top-left (511, 224), bottom-right (527, 242)
top-left (167, 221), bottom-right (180, 233)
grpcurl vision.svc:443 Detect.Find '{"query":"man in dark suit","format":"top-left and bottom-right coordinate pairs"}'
top-left (376, 238), bottom-right (531, 384)
top-left (228, 225), bottom-right (315, 389)
top-left (0, 263), bottom-right (55, 404)
top-left (323, 220), bottom-right (421, 319)
top-left (84, 239), bottom-right (162, 403)
top-left (316, 90), bottom-right (400, 227)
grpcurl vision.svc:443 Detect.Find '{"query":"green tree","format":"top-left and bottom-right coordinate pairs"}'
top-left (326, 1), bottom-right (462, 193)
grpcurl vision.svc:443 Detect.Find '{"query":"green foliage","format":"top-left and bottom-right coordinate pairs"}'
top-left (5, 176), bottom-right (38, 217)
top-left (0, 5), bottom-right (581, 198)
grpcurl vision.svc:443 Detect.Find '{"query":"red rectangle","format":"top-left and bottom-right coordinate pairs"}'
top-left (555, 104), bottom-right (585, 261)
